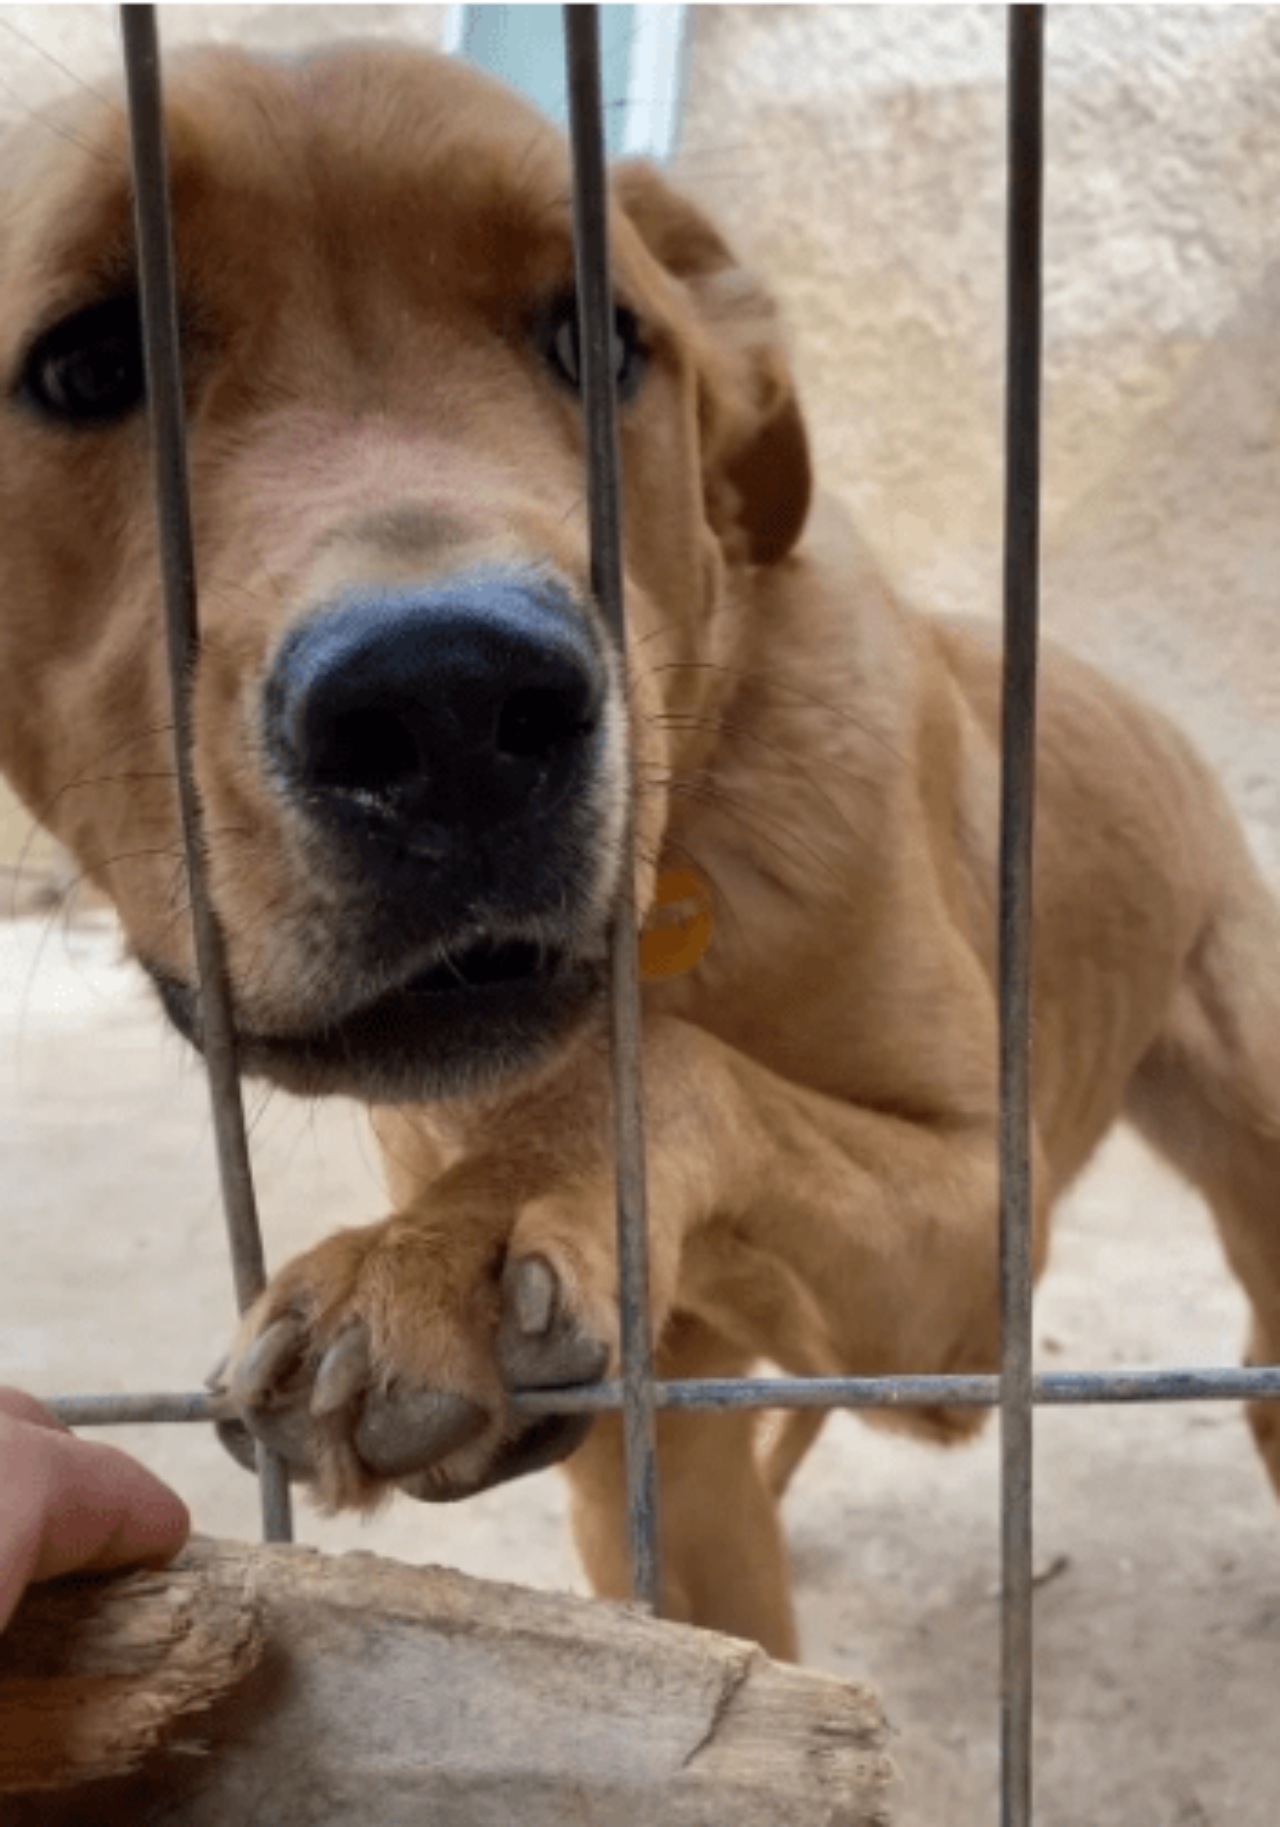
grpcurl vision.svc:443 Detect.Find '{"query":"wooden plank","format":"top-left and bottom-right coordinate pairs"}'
top-left (0, 1537), bottom-right (894, 1824)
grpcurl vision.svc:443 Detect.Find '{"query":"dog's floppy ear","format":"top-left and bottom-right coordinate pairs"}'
top-left (614, 162), bottom-right (811, 567)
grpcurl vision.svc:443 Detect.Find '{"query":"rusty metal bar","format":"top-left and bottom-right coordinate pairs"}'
top-left (52, 1391), bottom-right (229, 1427)
top-left (49, 1360), bottom-right (1280, 1430)
top-left (999, 8), bottom-right (1046, 1825)
top-left (563, 5), bottom-right (662, 1615)
top-left (522, 1364), bottom-right (1280, 1413)
top-left (120, 4), bottom-right (292, 1545)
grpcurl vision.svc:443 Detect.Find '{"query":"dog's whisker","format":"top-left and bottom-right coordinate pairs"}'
top-left (0, 17), bottom-right (114, 107)
top-left (630, 595), bottom-right (742, 655)
top-left (650, 774), bottom-right (847, 892)
top-left (20, 727), bottom-right (178, 836)
top-left (10, 736), bottom-right (181, 897)
top-left (645, 710), bottom-right (881, 842)
top-left (638, 657), bottom-right (911, 770)
top-left (244, 1082), bottom-right (279, 1142)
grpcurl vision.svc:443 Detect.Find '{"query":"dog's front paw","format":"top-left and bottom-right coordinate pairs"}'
top-left (211, 1208), bottom-right (616, 1509)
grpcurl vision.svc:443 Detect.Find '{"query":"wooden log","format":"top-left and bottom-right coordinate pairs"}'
top-left (0, 1537), bottom-right (894, 1825)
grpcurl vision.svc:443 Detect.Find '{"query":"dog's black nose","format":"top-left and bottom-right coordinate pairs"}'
top-left (265, 570), bottom-right (604, 840)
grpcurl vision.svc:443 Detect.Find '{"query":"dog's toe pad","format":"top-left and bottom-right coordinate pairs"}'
top-left (354, 1385), bottom-right (487, 1478)
top-left (396, 1412), bottom-right (592, 1502)
top-left (215, 1409), bottom-right (313, 1476)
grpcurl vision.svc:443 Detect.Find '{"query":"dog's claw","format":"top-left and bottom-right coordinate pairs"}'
top-left (509, 1253), bottom-right (557, 1336)
top-left (354, 1385), bottom-right (487, 1478)
top-left (498, 1254), bottom-right (611, 1391)
top-left (311, 1322), bottom-right (371, 1417)
top-left (230, 1314), bottom-right (307, 1409)
top-left (215, 1414), bottom-right (259, 1474)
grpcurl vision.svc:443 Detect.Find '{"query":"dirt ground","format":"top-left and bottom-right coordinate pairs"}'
top-left (3, 899), bottom-right (1279, 1827)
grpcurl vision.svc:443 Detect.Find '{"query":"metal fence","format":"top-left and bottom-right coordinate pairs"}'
top-left (37, 8), bottom-right (1280, 1825)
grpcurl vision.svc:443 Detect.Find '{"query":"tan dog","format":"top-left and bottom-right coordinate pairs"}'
top-left (3, 45), bottom-right (1279, 1661)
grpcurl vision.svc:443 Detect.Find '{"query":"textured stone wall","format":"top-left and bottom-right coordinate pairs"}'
top-left (675, 6), bottom-right (1280, 866)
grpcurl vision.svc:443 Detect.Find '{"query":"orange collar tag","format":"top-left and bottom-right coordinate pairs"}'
top-left (639, 865), bottom-right (713, 981)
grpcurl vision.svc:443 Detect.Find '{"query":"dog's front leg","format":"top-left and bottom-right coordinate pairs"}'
top-left (214, 1012), bottom-right (1012, 1522)
top-left (210, 1035), bottom-right (693, 1511)
top-left (558, 1014), bottom-right (1014, 1659)
top-left (639, 1016), bottom-right (1020, 1393)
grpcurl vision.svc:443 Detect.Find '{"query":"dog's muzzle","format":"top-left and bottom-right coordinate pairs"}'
top-left (153, 565), bottom-right (618, 1101)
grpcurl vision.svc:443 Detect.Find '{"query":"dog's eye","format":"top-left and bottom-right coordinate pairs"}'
top-left (542, 297), bottom-right (645, 402)
top-left (17, 296), bottom-right (146, 426)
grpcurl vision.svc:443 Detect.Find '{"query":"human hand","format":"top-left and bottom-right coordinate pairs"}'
top-left (0, 1387), bottom-right (190, 1632)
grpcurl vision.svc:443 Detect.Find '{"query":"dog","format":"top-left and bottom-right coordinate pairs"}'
top-left (3, 42), bottom-right (1279, 1662)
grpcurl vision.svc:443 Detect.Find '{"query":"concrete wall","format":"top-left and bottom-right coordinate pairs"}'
top-left (675, 6), bottom-right (1280, 866)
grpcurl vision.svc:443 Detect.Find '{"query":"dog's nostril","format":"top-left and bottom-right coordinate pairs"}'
top-left (269, 574), bottom-right (605, 832)
top-left (496, 686), bottom-right (591, 762)
top-left (311, 707), bottom-right (421, 796)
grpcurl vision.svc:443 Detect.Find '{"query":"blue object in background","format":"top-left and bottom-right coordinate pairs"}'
top-left (444, 5), bottom-right (688, 163)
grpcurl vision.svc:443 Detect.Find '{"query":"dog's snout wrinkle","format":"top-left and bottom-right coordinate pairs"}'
top-left (266, 569), bottom-right (603, 835)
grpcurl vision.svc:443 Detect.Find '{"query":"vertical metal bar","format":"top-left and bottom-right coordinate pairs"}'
top-left (999, 8), bottom-right (1045, 1824)
top-left (120, 4), bottom-right (292, 1545)
top-left (563, 5), bottom-right (662, 1613)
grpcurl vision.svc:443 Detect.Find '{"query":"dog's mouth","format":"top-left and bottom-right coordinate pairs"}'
top-left (399, 935), bottom-right (552, 994)
top-left (148, 929), bottom-right (604, 1102)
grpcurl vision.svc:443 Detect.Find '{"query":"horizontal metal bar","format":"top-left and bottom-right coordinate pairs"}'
top-left (47, 1364), bottom-right (1280, 1431)
top-left (522, 1366), bottom-right (1280, 1413)
top-left (48, 1391), bottom-right (224, 1427)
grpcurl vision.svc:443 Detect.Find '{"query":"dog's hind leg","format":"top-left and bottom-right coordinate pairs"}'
top-left (562, 1312), bottom-right (799, 1659)
top-left (762, 1406), bottom-right (828, 1501)
top-left (1124, 852), bottom-right (1280, 1499)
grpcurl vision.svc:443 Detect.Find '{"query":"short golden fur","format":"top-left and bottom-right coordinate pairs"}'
top-left (3, 46), bottom-right (1279, 1660)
